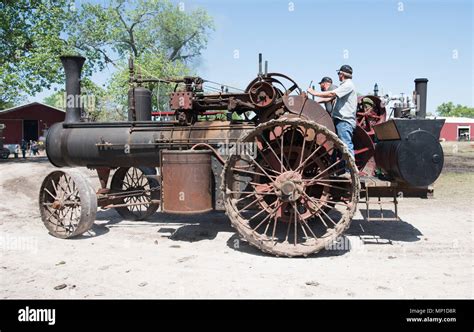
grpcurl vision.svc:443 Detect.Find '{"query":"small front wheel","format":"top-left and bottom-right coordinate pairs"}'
top-left (39, 169), bottom-right (97, 238)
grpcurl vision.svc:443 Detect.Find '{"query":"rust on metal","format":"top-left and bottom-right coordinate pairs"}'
top-left (96, 167), bottom-right (111, 192)
top-left (37, 53), bottom-right (445, 257)
top-left (161, 150), bottom-right (213, 214)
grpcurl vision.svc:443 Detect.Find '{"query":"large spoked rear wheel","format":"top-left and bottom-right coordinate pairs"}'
top-left (39, 169), bottom-right (97, 238)
top-left (110, 167), bottom-right (160, 220)
top-left (222, 118), bottom-right (360, 257)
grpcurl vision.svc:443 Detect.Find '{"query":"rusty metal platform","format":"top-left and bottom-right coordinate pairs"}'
top-left (359, 176), bottom-right (434, 222)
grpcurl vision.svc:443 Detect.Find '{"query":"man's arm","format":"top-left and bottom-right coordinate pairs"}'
top-left (317, 97), bottom-right (335, 103)
top-left (307, 87), bottom-right (337, 98)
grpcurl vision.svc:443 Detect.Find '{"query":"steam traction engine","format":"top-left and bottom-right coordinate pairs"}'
top-left (39, 54), bottom-right (444, 257)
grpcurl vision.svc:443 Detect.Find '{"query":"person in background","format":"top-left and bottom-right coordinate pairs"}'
top-left (20, 139), bottom-right (27, 159)
top-left (317, 76), bottom-right (337, 114)
top-left (32, 141), bottom-right (39, 156)
top-left (14, 144), bottom-right (20, 158)
top-left (29, 140), bottom-right (34, 157)
top-left (38, 141), bottom-right (45, 155)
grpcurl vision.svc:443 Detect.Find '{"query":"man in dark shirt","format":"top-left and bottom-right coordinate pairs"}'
top-left (318, 76), bottom-right (337, 114)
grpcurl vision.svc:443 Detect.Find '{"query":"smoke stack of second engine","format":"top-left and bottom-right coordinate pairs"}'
top-left (60, 55), bottom-right (86, 123)
top-left (414, 78), bottom-right (428, 119)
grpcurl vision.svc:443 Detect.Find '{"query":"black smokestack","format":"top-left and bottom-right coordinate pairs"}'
top-left (60, 55), bottom-right (86, 123)
top-left (414, 78), bottom-right (428, 119)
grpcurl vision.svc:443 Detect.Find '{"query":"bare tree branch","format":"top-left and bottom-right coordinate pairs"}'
top-left (169, 31), bottom-right (198, 61)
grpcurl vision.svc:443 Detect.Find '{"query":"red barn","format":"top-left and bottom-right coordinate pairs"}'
top-left (0, 102), bottom-right (65, 144)
top-left (438, 117), bottom-right (474, 141)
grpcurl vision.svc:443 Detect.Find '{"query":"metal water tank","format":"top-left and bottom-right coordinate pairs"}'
top-left (161, 150), bottom-right (213, 213)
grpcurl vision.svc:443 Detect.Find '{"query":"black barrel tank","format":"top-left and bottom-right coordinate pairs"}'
top-left (45, 121), bottom-right (254, 168)
top-left (374, 119), bottom-right (445, 187)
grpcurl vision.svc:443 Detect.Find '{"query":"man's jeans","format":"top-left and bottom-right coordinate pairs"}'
top-left (333, 118), bottom-right (355, 172)
top-left (334, 118), bottom-right (355, 157)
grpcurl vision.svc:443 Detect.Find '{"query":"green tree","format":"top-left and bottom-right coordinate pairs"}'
top-left (43, 79), bottom-right (115, 121)
top-left (2, 0), bottom-right (214, 113)
top-left (437, 102), bottom-right (474, 118)
top-left (106, 52), bottom-right (191, 120)
top-left (71, 0), bottom-right (214, 119)
top-left (0, 0), bottom-right (77, 107)
top-left (71, 0), bottom-right (214, 65)
top-left (43, 90), bottom-right (65, 109)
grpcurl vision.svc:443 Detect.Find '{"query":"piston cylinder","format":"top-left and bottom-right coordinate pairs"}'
top-left (161, 150), bottom-right (213, 214)
top-left (128, 87), bottom-right (152, 121)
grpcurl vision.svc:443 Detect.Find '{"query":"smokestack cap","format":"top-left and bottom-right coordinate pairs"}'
top-left (414, 78), bottom-right (428, 83)
top-left (60, 55), bottom-right (86, 60)
top-left (60, 55), bottom-right (86, 62)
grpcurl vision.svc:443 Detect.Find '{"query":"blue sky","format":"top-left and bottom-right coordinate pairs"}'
top-left (31, 0), bottom-right (473, 113)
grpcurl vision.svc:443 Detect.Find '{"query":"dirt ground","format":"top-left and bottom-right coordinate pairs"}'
top-left (0, 143), bottom-right (473, 299)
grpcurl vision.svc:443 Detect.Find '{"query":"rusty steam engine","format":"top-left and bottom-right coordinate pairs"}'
top-left (39, 54), bottom-right (444, 257)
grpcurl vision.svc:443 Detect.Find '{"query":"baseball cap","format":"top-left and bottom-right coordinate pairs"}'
top-left (337, 65), bottom-right (353, 76)
top-left (318, 77), bottom-right (333, 84)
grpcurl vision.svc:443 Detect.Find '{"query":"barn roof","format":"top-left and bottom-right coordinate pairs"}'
top-left (0, 102), bottom-right (65, 115)
top-left (431, 117), bottom-right (474, 124)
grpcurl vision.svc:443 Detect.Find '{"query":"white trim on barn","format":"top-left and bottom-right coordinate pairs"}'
top-left (0, 102), bottom-right (65, 115)
top-left (457, 125), bottom-right (471, 140)
top-left (428, 116), bottom-right (474, 123)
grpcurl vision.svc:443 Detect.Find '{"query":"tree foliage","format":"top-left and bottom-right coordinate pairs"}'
top-left (2, 0), bottom-right (214, 114)
top-left (71, 0), bottom-right (214, 120)
top-left (0, 0), bottom-right (75, 107)
top-left (106, 52), bottom-right (191, 120)
top-left (72, 0), bottom-right (214, 65)
top-left (437, 102), bottom-right (474, 118)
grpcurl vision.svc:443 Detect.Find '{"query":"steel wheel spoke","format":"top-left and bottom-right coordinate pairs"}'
top-left (295, 138), bottom-right (328, 173)
top-left (251, 201), bottom-right (281, 231)
top-left (302, 192), bottom-right (338, 226)
top-left (231, 166), bottom-right (274, 180)
top-left (256, 134), bottom-right (288, 173)
top-left (309, 158), bottom-right (344, 182)
top-left (293, 203), bottom-right (298, 245)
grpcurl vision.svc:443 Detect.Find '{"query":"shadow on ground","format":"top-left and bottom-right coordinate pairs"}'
top-left (91, 208), bottom-right (423, 257)
top-left (348, 209), bottom-right (423, 243)
top-left (224, 233), bottom-right (354, 258)
top-left (95, 209), bottom-right (234, 241)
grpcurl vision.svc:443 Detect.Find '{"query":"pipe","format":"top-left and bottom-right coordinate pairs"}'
top-left (414, 78), bottom-right (428, 119)
top-left (127, 88), bottom-right (136, 121)
top-left (128, 57), bottom-right (136, 121)
top-left (258, 53), bottom-right (262, 76)
top-left (60, 55), bottom-right (86, 123)
top-left (190, 143), bottom-right (226, 164)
